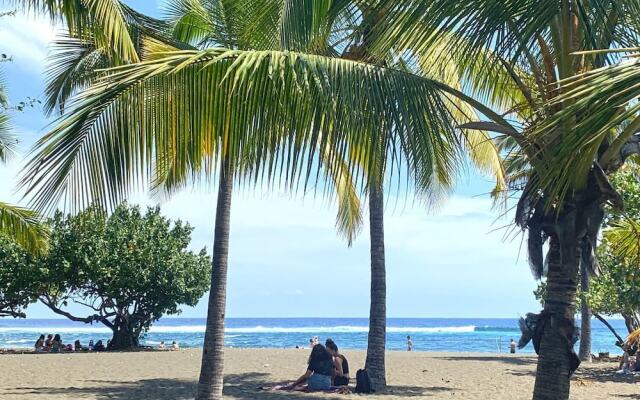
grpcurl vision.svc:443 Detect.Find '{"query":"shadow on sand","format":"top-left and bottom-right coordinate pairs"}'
top-left (434, 355), bottom-right (537, 367)
top-left (4, 373), bottom-right (458, 399)
top-left (573, 368), bottom-right (640, 385)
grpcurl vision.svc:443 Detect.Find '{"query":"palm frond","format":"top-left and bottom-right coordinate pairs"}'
top-left (20, 49), bottom-right (466, 216)
top-left (0, 113), bottom-right (16, 163)
top-left (44, 35), bottom-right (109, 115)
top-left (0, 201), bottom-right (49, 254)
top-left (604, 217), bottom-right (640, 262)
top-left (9, 0), bottom-right (140, 63)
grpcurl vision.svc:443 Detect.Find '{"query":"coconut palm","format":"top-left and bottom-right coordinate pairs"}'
top-left (20, 1), bottom-right (505, 398)
top-left (365, 1), bottom-right (640, 398)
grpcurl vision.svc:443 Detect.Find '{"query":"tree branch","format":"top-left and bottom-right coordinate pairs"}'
top-left (39, 295), bottom-right (116, 327)
top-left (593, 312), bottom-right (625, 347)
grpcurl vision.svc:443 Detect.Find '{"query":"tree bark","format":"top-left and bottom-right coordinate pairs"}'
top-left (365, 183), bottom-right (387, 391)
top-left (197, 161), bottom-right (233, 400)
top-left (532, 231), bottom-right (579, 400)
top-left (109, 322), bottom-right (138, 350)
top-left (579, 258), bottom-right (592, 362)
top-left (623, 313), bottom-right (640, 334)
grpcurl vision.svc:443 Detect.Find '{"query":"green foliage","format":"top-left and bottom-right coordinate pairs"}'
top-left (0, 235), bottom-right (41, 317)
top-left (588, 163), bottom-right (640, 317)
top-left (40, 203), bottom-right (211, 345)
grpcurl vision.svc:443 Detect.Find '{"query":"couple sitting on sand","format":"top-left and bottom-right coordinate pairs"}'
top-left (286, 338), bottom-right (350, 391)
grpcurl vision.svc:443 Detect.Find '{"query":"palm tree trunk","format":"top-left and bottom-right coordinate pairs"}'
top-left (579, 259), bottom-right (592, 362)
top-left (197, 160), bottom-right (233, 400)
top-left (365, 183), bottom-right (387, 391)
top-left (533, 232), bottom-right (579, 400)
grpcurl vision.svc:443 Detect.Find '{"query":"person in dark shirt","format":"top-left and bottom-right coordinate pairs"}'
top-left (326, 339), bottom-right (350, 386)
top-left (287, 344), bottom-right (334, 390)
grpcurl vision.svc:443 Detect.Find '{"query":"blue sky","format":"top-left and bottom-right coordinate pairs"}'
top-left (0, 1), bottom-right (541, 319)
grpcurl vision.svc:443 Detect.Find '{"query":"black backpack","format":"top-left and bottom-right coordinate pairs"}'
top-left (355, 369), bottom-right (374, 394)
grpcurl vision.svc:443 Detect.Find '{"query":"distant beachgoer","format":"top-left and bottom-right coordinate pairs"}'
top-left (74, 340), bottom-right (82, 351)
top-left (326, 339), bottom-right (350, 386)
top-left (407, 335), bottom-right (413, 352)
top-left (35, 335), bottom-right (45, 352)
top-left (618, 344), bottom-right (632, 373)
top-left (171, 341), bottom-right (179, 351)
top-left (65, 344), bottom-right (73, 351)
top-left (44, 334), bottom-right (53, 351)
top-left (287, 344), bottom-right (334, 391)
top-left (95, 340), bottom-right (106, 352)
top-left (158, 341), bottom-right (166, 350)
top-left (510, 339), bottom-right (517, 354)
top-left (51, 334), bottom-right (63, 353)
top-left (88, 340), bottom-right (95, 351)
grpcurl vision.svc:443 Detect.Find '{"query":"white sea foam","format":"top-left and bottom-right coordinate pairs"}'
top-left (0, 325), bottom-right (477, 334)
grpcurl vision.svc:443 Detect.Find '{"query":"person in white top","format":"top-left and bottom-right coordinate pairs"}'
top-left (171, 341), bottom-right (180, 351)
top-left (510, 339), bottom-right (517, 354)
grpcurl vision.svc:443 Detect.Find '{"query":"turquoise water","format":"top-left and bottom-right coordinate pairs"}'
top-left (0, 317), bottom-right (627, 355)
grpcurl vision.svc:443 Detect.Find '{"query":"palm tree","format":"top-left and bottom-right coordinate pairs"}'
top-left (366, 1), bottom-right (640, 398)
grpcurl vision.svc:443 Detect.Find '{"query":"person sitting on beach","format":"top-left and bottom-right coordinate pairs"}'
top-left (51, 334), bottom-right (63, 353)
top-left (94, 340), bottom-right (106, 352)
top-left (287, 344), bottom-right (335, 391)
top-left (171, 341), bottom-right (180, 351)
top-left (44, 334), bottom-right (53, 351)
top-left (158, 341), bottom-right (166, 350)
top-left (35, 335), bottom-right (45, 352)
top-left (618, 344), bottom-right (633, 373)
top-left (325, 339), bottom-right (349, 386)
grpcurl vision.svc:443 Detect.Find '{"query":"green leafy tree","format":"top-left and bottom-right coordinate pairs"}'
top-left (38, 203), bottom-right (211, 349)
top-left (589, 163), bottom-right (640, 334)
top-left (0, 235), bottom-right (41, 317)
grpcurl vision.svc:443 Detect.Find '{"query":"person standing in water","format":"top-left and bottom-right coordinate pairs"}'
top-left (407, 335), bottom-right (413, 351)
top-left (509, 339), bottom-right (517, 354)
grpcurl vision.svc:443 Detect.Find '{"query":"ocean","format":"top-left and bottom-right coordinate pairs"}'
top-left (0, 317), bottom-right (627, 355)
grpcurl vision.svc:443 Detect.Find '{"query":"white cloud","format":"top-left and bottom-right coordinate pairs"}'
top-left (0, 14), bottom-right (57, 74)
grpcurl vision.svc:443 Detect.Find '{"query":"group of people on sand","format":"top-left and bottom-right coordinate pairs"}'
top-left (287, 338), bottom-right (350, 391)
top-left (157, 340), bottom-right (180, 351)
top-left (34, 334), bottom-right (106, 353)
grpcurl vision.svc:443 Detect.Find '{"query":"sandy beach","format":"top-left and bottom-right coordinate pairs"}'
top-left (0, 348), bottom-right (637, 399)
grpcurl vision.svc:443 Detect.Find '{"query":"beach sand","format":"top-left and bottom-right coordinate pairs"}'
top-left (0, 348), bottom-right (637, 399)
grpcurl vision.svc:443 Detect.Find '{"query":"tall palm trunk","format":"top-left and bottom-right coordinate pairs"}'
top-left (533, 232), bottom-right (579, 400)
top-left (579, 259), bottom-right (592, 362)
top-left (365, 183), bottom-right (386, 391)
top-left (197, 160), bottom-right (233, 400)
